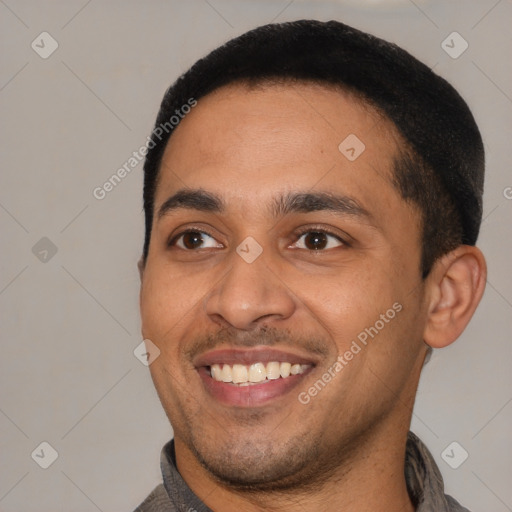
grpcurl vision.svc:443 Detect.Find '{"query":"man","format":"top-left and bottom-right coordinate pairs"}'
top-left (135, 20), bottom-right (486, 511)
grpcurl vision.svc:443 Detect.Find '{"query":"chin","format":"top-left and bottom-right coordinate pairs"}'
top-left (189, 434), bottom-right (325, 492)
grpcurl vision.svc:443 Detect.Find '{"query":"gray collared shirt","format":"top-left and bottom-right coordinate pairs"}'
top-left (134, 431), bottom-right (470, 511)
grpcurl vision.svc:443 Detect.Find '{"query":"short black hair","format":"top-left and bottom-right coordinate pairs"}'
top-left (142, 20), bottom-right (484, 277)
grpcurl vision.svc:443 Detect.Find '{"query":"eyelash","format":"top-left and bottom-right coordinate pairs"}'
top-left (167, 226), bottom-right (217, 249)
top-left (291, 226), bottom-right (348, 249)
top-left (168, 225), bottom-right (349, 251)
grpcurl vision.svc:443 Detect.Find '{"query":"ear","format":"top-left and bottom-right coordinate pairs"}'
top-left (423, 245), bottom-right (486, 349)
top-left (137, 257), bottom-right (145, 282)
top-left (138, 257), bottom-right (146, 337)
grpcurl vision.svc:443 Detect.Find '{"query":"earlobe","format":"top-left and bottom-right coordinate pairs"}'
top-left (423, 246), bottom-right (486, 349)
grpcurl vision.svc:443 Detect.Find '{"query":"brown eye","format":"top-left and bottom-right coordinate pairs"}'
top-left (170, 230), bottom-right (223, 250)
top-left (303, 232), bottom-right (328, 250)
top-left (293, 230), bottom-right (344, 251)
top-left (182, 232), bottom-right (204, 249)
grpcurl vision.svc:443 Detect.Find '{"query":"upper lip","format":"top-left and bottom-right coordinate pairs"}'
top-left (193, 347), bottom-right (319, 368)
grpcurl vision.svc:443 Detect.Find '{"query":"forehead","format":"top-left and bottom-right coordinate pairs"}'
top-left (156, 82), bottom-right (404, 217)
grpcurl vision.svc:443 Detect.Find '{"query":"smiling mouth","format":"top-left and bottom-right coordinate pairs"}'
top-left (193, 347), bottom-right (318, 406)
top-left (208, 362), bottom-right (312, 386)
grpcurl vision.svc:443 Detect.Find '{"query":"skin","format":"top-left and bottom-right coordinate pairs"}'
top-left (139, 82), bottom-right (486, 511)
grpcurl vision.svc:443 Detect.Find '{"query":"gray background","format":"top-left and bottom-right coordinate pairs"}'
top-left (0, 0), bottom-right (511, 510)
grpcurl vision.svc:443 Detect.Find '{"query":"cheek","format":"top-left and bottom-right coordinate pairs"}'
top-left (294, 261), bottom-right (400, 340)
top-left (140, 262), bottom-right (192, 339)
top-left (140, 264), bottom-right (203, 399)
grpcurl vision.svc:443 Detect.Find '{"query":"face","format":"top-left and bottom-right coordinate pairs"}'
top-left (140, 83), bottom-right (430, 489)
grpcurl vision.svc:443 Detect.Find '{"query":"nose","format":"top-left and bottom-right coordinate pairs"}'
top-left (204, 250), bottom-right (296, 330)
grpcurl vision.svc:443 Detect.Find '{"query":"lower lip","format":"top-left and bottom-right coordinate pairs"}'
top-left (198, 367), bottom-right (311, 407)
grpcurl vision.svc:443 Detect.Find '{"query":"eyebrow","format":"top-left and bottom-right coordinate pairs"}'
top-left (271, 191), bottom-right (371, 219)
top-left (158, 189), bottom-right (223, 218)
top-left (157, 188), bottom-right (371, 221)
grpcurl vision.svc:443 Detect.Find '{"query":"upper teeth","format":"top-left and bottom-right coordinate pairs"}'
top-left (210, 362), bottom-right (309, 384)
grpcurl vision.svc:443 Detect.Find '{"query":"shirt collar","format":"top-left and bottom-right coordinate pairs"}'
top-left (405, 431), bottom-right (469, 511)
